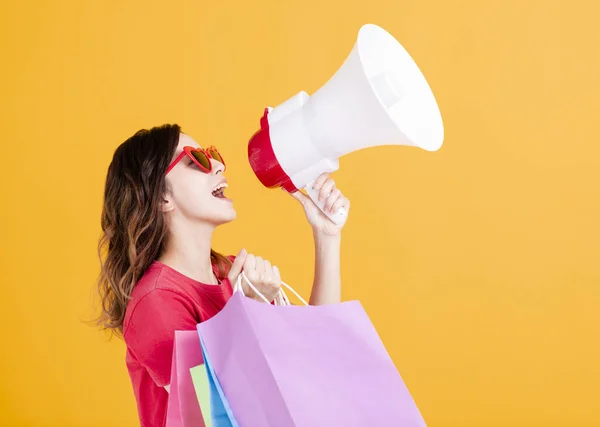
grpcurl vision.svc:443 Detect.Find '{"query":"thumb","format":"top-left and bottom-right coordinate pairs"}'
top-left (227, 248), bottom-right (247, 282)
top-left (283, 188), bottom-right (310, 205)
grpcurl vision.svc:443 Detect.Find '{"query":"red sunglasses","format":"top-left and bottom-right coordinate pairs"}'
top-left (166, 145), bottom-right (225, 175)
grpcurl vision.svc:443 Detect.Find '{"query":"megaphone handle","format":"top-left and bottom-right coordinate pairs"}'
top-left (304, 181), bottom-right (348, 227)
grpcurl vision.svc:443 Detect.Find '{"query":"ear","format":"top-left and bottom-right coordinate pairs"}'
top-left (161, 192), bottom-right (175, 213)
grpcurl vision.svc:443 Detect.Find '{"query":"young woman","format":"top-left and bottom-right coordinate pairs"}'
top-left (95, 123), bottom-right (350, 427)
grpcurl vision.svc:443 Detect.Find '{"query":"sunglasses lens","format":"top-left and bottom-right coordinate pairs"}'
top-left (208, 148), bottom-right (224, 165)
top-left (191, 150), bottom-right (211, 170)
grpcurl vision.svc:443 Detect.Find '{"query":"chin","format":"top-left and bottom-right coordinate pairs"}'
top-left (215, 207), bottom-right (237, 225)
top-left (195, 198), bottom-right (237, 226)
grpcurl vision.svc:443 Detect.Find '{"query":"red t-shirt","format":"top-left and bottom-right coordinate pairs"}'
top-left (122, 260), bottom-right (233, 427)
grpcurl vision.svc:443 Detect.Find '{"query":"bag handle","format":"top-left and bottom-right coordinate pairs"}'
top-left (233, 272), bottom-right (308, 306)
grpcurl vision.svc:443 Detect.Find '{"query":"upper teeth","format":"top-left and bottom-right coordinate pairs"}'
top-left (212, 183), bottom-right (228, 193)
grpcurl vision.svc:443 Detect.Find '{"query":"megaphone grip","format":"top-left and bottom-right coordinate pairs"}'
top-left (304, 180), bottom-right (348, 227)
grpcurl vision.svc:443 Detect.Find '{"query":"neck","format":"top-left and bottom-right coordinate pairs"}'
top-left (158, 219), bottom-right (219, 285)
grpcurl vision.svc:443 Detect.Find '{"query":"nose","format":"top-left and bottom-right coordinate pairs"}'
top-left (210, 158), bottom-right (225, 175)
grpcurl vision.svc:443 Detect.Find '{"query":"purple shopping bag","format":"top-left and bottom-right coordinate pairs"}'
top-left (165, 330), bottom-right (207, 427)
top-left (197, 291), bottom-right (427, 427)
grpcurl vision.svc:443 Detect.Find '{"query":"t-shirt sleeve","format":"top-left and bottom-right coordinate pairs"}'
top-left (124, 289), bottom-right (198, 387)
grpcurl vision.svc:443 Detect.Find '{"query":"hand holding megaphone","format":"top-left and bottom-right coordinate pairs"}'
top-left (285, 172), bottom-right (350, 231)
top-left (248, 24), bottom-right (444, 225)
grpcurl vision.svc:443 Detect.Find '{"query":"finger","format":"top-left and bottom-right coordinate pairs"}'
top-left (324, 188), bottom-right (342, 213)
top-left (254, 256), bottom-right (265, 276)
top-left (312, 173), bottom-right (330, 191)
top-left (284, 188), bottom-right (310, 206)
top-left (268, 263), bottom-right (280, 287)
top-left (330, 195), bottom-right (348, 214)
top-left (244, 254), bottom-right (256, 276)
top-left (319, 178), bottom-right (336, 203)
top-left (263, 259), bottom-right (273, 282)
top-left (227, 248), bottom-right (248, 281)
top-left (242, 254), bottom-right (259, 291)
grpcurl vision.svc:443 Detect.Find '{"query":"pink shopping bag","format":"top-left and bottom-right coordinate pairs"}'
top-left (165, 330), bottom-right (207, 427)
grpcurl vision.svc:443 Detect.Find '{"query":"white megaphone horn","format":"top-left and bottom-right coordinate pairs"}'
top-left (248, 23), bottom-right (444, 226)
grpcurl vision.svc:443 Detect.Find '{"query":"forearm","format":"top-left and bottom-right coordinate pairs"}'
top-left (309, 231), bottom-right (342, 305)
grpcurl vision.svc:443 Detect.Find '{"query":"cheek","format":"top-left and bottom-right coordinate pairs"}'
top-left (173, 179), bottom-right (213, 213)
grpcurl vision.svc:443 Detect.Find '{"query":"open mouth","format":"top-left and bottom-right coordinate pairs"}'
top-left (211, 182), bottom-right (228, 199)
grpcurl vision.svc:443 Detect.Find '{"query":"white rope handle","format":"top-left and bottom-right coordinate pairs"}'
top-left (280, 281), bottom-right (309, 306)
top-left (234, 272), bottom-right (308, 306)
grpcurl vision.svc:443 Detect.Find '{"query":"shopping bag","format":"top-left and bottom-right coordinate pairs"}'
top-left (189, 365), bottom-right (213, 427)
top-left (165, 330), bottom-right (208, 427)
top-left (196, 273), bottom-right (427, 427)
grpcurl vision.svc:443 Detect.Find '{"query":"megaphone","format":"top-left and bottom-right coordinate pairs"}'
top-left (248, 23), bottom-right (444, 226)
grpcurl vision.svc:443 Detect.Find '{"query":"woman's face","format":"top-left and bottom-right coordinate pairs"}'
top-left (163, 133), bottom-right (236, 225)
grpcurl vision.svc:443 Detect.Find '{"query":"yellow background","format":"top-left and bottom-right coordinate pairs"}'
top-left (1, 0), bottom-right (599, 426)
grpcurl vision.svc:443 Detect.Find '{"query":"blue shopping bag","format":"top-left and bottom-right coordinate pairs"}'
top-left (198, 331), bottom-right (240, 427)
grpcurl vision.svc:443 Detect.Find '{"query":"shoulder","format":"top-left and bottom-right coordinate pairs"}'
top-left (123, 287), bottom-right (197, 337)
top-left (123, 264), bottom-right (194, 334)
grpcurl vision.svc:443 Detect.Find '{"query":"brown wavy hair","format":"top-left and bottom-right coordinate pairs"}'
top-left (95, 124), bottom-right (232, 336)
